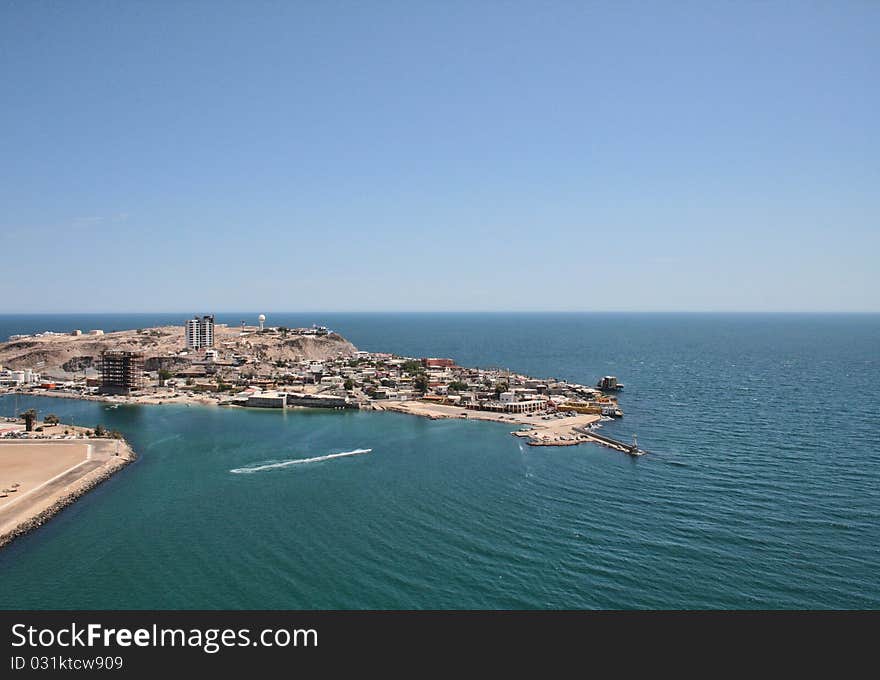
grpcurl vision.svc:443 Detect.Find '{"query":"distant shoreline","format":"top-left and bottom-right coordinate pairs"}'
top-left (2, 389), bottom-right (611, 450)
top-left (2, 311), bottom-right (879, 317)
top-left (0, 319), bottom-right (629, 451)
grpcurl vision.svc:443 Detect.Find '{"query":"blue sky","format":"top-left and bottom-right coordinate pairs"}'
top-left (1, 1), bottom-right (877, 312)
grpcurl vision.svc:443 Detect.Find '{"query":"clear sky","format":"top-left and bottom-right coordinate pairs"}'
top-left (1, 1), bottom-right (877, 312)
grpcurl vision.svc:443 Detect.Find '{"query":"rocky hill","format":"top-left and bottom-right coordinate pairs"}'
top-left (0, 325), bottom-right (358, 379)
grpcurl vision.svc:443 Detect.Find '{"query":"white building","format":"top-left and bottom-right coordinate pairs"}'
top-left (0, 368), bottom-right (41, 386)
top-left (185, 315), bottom-right (215, 349)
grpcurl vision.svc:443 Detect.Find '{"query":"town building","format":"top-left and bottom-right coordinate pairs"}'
top-left (0, 368), bottom-right (41, 386)
top-left (185, 315), bottom-right (215, 349)
top-left (245, 391), bottom-right (287, 409)
top-left (423, 357), bottom-right (455, 368)
top-left (100, 350), bottom-right (145, 395)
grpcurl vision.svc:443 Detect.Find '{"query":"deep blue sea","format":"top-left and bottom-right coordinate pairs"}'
top-left (0, 313), bottom-right (877, 609)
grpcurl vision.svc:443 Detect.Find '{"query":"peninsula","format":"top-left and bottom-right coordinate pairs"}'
top-left (0, 316), bottom-right (638, 453)
top-left (0, 417), bottom-right (136, 549)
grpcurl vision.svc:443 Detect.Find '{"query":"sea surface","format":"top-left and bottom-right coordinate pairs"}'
top-left (0, 313), bottom-right (877, 609)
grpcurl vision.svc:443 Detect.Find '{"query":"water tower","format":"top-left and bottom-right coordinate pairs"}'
top-left (258, 314), bottom-right (266, 331)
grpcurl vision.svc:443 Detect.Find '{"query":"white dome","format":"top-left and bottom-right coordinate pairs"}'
top-left (258, 314), bottom-right (266, 322)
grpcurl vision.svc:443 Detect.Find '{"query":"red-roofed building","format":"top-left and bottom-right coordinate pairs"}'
top-left (422, 358), bottom-right (455, 368)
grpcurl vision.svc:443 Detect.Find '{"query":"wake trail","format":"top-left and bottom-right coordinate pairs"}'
top-left (230, 448), bottom-right (372, 473)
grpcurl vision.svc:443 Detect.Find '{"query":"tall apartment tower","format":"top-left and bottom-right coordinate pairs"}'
top-left (100, 350), bottom-right (145, 395)
top-left (185, 315), bottom-right (215, 349)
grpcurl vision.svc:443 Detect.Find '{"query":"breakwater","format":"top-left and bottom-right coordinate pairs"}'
top-left (573, 426), bottom-right (644, 456)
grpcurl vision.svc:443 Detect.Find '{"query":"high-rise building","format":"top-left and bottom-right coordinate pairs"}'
top-left (185, 315), bottom-right (215, 349)
top-left (100, 350), bottom-right (145, 395)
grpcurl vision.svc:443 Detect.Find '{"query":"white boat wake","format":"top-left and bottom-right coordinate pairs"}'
top-left (230, 448), bottom-right (372, 474)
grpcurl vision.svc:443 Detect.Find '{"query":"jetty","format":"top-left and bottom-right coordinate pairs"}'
top-left (573, 427), bottom-right (645, 456)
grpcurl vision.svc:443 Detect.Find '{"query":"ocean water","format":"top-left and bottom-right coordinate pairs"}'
top-left (0, 313), bottom-right (877, 609)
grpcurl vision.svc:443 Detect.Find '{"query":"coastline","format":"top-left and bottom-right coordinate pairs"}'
top-left (5, 389), bottom-right (619, 449)
top-left (375, 399), bottom-right (604, 446)
top-left (4, 388), bottom-right (222, 407)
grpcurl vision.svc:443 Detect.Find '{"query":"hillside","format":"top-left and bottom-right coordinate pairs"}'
top-left (0, 325), bottom-right (358, 379)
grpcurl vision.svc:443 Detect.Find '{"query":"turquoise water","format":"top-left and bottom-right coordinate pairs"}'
top-left (0, 313), bottom-right (878, 609)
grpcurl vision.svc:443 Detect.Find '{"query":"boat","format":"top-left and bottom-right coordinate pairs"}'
top-left (596, 376), bottom-right (624, 391)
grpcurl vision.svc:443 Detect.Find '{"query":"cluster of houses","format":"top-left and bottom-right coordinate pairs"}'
top-left (1, 319), bottom-right (623, 418)
top-left (195, 350), bottom-right (623, 417)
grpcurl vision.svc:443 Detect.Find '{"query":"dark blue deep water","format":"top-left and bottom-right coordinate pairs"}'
top-left (0, 313), bottom-right (877, 609)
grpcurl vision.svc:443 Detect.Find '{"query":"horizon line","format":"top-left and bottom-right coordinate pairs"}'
top-left (1, 310), bottom-right (879, 316)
